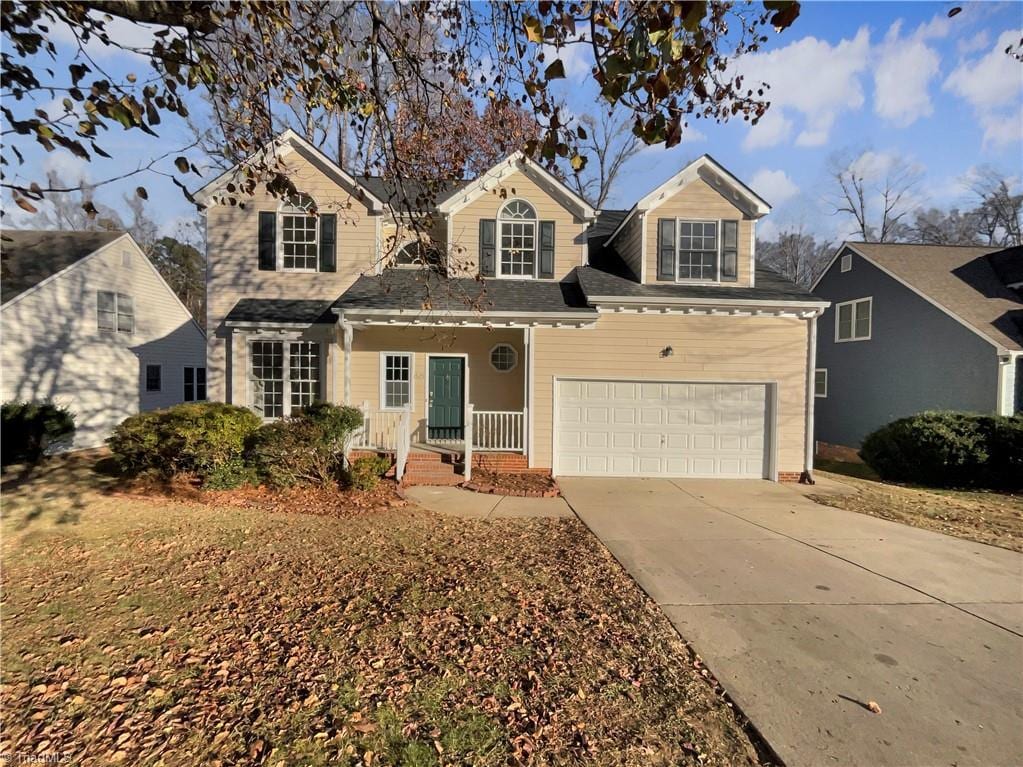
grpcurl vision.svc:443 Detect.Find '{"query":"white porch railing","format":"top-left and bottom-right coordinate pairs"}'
top-left (351, 401), bottom-right (402, 450)
top-left (471, 409), bottom-right (525, 452)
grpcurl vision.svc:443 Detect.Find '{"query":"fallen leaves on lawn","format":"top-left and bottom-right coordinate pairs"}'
top-left (2, 466), bottom-right (768, 766)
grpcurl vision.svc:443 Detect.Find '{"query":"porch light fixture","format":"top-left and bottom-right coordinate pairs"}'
top-left (660, 345), bottom-right (674, 358)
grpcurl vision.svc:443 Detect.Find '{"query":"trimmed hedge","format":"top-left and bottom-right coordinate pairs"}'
top-left (1, 401), bottom-right (76, 466)
top-left (859, 411), bottom-right (1023, 490)
top-left (346, 454), bottom-right (392, 491)
top-left (108, 402), bottom-right (261, 486)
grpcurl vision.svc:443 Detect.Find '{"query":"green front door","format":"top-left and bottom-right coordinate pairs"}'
top-left (428, 357), bottom-right (464, 440)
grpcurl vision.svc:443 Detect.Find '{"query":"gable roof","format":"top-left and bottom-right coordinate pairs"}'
top-left (435, 152), bottom-right (596, 220)
top-left (194, 129), bottom-right (386, 211)
top-left (830, 242), bottom-right (1022, 352)
top-left (1, 229), bottom-right (124, 304)
top-left (356, 176), bottom-right (467, 213)
top-left (604, 154), bottom-right (771, 247)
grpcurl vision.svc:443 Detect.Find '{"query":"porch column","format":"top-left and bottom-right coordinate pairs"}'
top-left (524, 326), bottom-right (535, 467)
top-left (342, 320), bottom-right (354, 405)
top-left (230, 329), bottom-right (246, 406)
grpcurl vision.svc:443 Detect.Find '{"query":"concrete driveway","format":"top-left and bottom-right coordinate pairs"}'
top-left (560, 477), bottom-right (1023, 767)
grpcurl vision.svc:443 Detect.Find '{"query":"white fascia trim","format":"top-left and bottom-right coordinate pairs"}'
top-left (195, 128), bottom-right (385, 211)
top-left (436, 152), bottom-right (595, 220)
top-left (337, 307), bottom-right (598, 325)
top-left (840, 243), bottom-right (1014, 353)
top-left (586, 295), bottom-right (829, 311)
top-left (224, 320), bottom-right (332, 329)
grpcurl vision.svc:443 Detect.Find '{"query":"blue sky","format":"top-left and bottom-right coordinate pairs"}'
top-left (5, 1), bottom-right (1022, 244)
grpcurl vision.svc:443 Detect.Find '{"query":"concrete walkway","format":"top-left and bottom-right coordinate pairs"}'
top-left (560, 477), bottom-right (1023, 767)
top-left (404, 485), bottom-right (574, 519)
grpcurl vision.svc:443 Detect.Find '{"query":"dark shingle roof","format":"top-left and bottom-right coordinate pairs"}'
top-left (847, 241), bottom-right (1022, 350)
top-left (1, 229), bottom-right (124, 304)
top-left (988, 245), bottom-right (1023, 287)
top-left (224, 298), bottom-right (337, 325)
top-left (576, 264), bottom-right (822, 303)
top-left (586, 209), bottom-right (638, 280)
top-left (356, 176), bottom-right (467, 212)
top-left (335, 269), bottom-right (595, 315)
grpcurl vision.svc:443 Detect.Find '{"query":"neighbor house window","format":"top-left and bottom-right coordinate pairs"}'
top-left (249, 341), bottom-right (322, 418)
top-left (490, 344), bottom-right (518, 372)
top-left (840, 253), bottom-right (852, 272)
top-left (381, 353), bottom-right (412, 409)
top-left (835, 297), bottom-right (872, 342)
top-left (97, 291), bottom-right (133, 333)
top-left (145, 364), bottom-right (161, 392)
top-left (498, 199), bottom-right (537, 278)
top-left (184, 366), bottom-right (207, 402)
top-left (678, 221), bottom-right (718, 281)
top-left (814, 369), bottom-right (827, 398)
top-left (281, 194), bottom-right (318, 271)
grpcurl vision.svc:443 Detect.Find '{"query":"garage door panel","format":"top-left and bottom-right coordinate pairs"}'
top-left (557, 379), bottom-right (768, 479)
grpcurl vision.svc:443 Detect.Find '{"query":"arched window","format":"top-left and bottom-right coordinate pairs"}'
top-left (280, 193), bottom-right (318, 271)
top-left (497, 198), bottom-right (537, 278)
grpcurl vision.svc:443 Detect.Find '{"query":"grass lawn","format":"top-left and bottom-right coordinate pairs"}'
top-left (810, 461), bottom-right (1023, 553)
top-left (1, 455), bottom-right (764, 767)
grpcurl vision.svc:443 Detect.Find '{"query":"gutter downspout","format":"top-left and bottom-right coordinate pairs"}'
top-left (801, 313), bottom-right (819, 484)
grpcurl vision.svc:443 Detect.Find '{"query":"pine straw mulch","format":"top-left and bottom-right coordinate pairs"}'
top-left (809, 470), bottom-right (1023, 553)
top-left (1, 454), bottom-right (769, 767)
top-left (463, 470), bottom-right (561, 498)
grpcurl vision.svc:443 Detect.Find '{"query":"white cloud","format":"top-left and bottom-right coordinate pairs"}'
top-left (42, 151), bottom-right (89, 184)
top-left (944, 29), bottom-right (1023, 148)
top-left (755, 218), bottom-right (780, 243)
top-left (734, 27), bottom-right (871, 150)
top-left (873, 20), bottom-right (941, 127)
top-left (48, 13), bottom-right (162, 61)
top-left (958, 30), bottom-right (990, 55)
top-left (750, 168), bottom-right (798, 206)
top-left (743, 109), bottom-right (794, 150)
top-left (542, 41), bottom-right (591, 79)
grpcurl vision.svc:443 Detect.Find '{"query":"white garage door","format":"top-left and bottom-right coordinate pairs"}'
top-left (556, 379), bottom-right (769, 478)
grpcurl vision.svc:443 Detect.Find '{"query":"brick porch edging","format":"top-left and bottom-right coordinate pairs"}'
top-left (461, 479), bottom-right (561, 498)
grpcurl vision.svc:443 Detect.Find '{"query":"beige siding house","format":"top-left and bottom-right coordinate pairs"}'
top-left (1, 231), bottom-right (206, 449)
top-left (199, 131), bottom-right (827, 484)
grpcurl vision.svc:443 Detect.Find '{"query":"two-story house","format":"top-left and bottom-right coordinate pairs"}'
top-left (198, 130), bottom-right (827, 483)
top-left (812, 242), bottom-right (1022, 456)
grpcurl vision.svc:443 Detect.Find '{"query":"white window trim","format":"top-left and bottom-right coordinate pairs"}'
top-left (840, 253), bottom-right (852, 272)
top-left (489, 343), bottom-right (519, 373)
top-left (247, 338), bottom-right (324, 419)
top-left (834, 297), bottom-right (872, 343)
top-left (496, 197), bottom-right (538, 280)
top-left (379, 351), bottom-right (414, 411)
top-left (277, 196), bottom-right (319, 273)
top-left (814, 368), bottom-right (828, 398)
top-left (674, 218), bottom-right (723, 285)
top-left (145, 364), bottom-right (162, 393)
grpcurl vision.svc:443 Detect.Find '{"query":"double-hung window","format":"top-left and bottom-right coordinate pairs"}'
top-left (145, 364), bottom-right (161, 392)
top-left (814, 369), bottom-right (828, 398)
top-left (382, 353), bottom-right (412, 409)
top-left (184, 366), bottom-right (207, 402)
top-left (281, 194), bottom-right (318, 271)
top-left (678, 221), bottom-right (718, 281)
top-left (835, 298), bottom-right (872, 342)
top-left (498, 200), bottom-right (537, 277)
top-left (249, 340), bottom-right (321, 418)
top-left (97, 291), bottom-right (134, 333)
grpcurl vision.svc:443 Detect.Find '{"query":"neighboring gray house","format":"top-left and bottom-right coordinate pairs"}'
top-left (1, 230), bottom-right (207, 449)
top-left (811, 241), bottom-right (1022, 452)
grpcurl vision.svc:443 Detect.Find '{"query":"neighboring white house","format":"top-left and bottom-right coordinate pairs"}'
top-left (1, 230), bottom-right (207, 449)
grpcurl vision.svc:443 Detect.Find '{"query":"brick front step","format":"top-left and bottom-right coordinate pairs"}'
top-left (402, 474), bottom-right (463, 487)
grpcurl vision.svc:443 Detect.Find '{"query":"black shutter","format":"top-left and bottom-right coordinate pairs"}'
top-left (721, 220), bottom-right (738, 282)
top-left (479, 219), bottom-right (496, 277)
top-left (539, 220), bottom-right (555, 279)
top-left (319, 213), bottom-right (337, 272)
top-left (657, 218), bottom-right (676, 281)
top-left (258, 211), bottom-right (276, 271)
